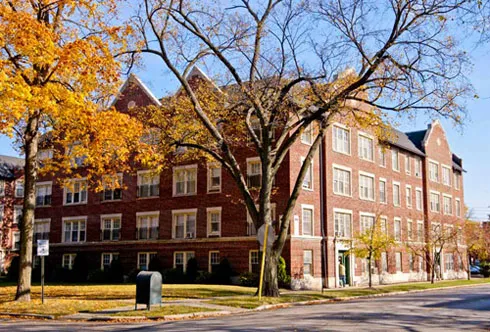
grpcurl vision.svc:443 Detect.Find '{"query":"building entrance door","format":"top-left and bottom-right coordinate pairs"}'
top-left (338, 251), bottom-right (351, 286)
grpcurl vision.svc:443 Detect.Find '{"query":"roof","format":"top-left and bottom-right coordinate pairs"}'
top-left (0, 155), bottom-right (24, 179)
top-left (111, 74), bottom-right (162, 108)
top-left (385, 128), bottom-right (425, 157)
top-left (405, 130), bottom-right (427, 152)
top-left (452, 153), bottom-right (465, 172)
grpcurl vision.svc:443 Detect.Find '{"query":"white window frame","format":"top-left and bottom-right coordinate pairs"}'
top-left (301, 204), bottom-right (314, 236)
top-left (359, 171), bottom-right (375, 201)
top-left (417, 221), bottom-right (424, 243)
top-left (173, 165), bottom-right (197, 197)
top-left (137, 169), bottom-right (160, 198)
top-left (455, 198), bottom-right (461, 217)
top-left (38, 149), bottom-right (53, 162)
top-left (102, 173), bottom-right (123, 201)
top-left (415, 188), bottom-right (423, 211)
top-left (454, 172), bottom-right (461, 190)
top-left (332, 124), bottom-right (351, 155)
top-left (34, 218), bottom-right (50, 241)
top-left (393, 181), bottom-right (401, 207)
top-left (442, 165), bottom-right (452, 187)
top-left (334, 208), bottom-right (352, 238)
top-left (395, 252), bottom-right (402, 272)
top-left (379, 178), bottom-right (387, 204)
top-left (13, 205), bottom-right (23, 225)
top-left (360, 212), bottom-right (376, 232)
top-left (414, 158), bottom-right (422, 177)
top-left (172, 209), bottom-right (197, 239)
top-left (378, 146), bottom-right (387, 167)
top-left (429, 160), bottom-right (439, 182)
top-left (406, 185), bottom-right (412, 208)
top-left (100, 213), bottom-right (122, 241)
top-left (173, 251), bottom-right (195, 272)
top-left (12, 231), bottom-right (20, 250)
top-left (136, 211), bottom-right (159, 240)
top-left (207, 207), bottom-right (222, 237)
top-left (249, 250), bottom-right (260, 273)
top-left (443, 194), bottom-right (453, 215)
top-left (303, 250), bottom-right (313, 275)
top-left (138, 252), bottom-right (157, 271)
top-left (407, 219), bottom-right (413, 241)
top-left (430, 191), bottom-right (441, 213)
top-left (15, 179), bottom-right (24, 198)
top-left (63, 178), bottom-right (88, 205)
top-left (35, 181), bottom-right (52, 207)
top-left (0, 180), bottom-right (5, 196)
top-left (391, 149), bottom-right (400, 172)
top-left (405, 154), bottom-right (411, 175)
top-left (301, 124), bottom-right (313, 145)
top-left (207, 163), bottom-right (222, 193)
top-left (101, 252), bottom-right (119, 270)
top-left (301, 157), bottom-right (314, 191)
top-left (394, 217), bottom-right (402, 241)
top-left (332, 164), bottom-right (352, 197)
top-left (62, 216), bottom-right (87, 243)
top-left (62, 253), bottom-right (76, 270)
top-left (208, 250), bottom-right (220, 273)
top-left (246, 157), bottom-right (262, 188)
top-left (247, 203), bottom-right (276, 236)
top-left (358, 132), bottom-right (374, 162)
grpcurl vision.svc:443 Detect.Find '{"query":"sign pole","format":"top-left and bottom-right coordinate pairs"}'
top-left (258, 223), bottom-right (269, 301)
top-left (41, 256), bottom-right (45, 304)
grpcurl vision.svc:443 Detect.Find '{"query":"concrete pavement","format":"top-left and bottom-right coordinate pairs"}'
top-left (0, 284), bottom-right (489, 331)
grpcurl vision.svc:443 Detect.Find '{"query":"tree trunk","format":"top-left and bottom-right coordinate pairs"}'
top-left (262, 250), bottom-right (280, 297)
top-left (368, 256), bottom-right (372, 288)
top-left (15, 118), bottom-right (39, 302)
top-left (467, 255), bottom-right (471, 280)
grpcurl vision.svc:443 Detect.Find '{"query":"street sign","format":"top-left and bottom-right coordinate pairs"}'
top-left (37, 240), bottom-right (49, 256)
top-left (257, 224), bottom-right (275, 249)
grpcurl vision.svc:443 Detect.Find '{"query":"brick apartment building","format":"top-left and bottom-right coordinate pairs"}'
top-left (0, 69), bottom-right (467, 288)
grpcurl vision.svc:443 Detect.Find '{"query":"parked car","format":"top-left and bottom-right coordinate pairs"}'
top-left (470, 265), bottom-right (480, 274)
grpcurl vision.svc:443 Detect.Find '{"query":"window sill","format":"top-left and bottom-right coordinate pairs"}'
top-left (101, 199), bottom-right (123, 203)
top-left (359, 158), bottom-right (375, 163)
top-left (207, 189), bottom-right (221, 194)
top-left (332, 149), bottom-right (351, 156)
top-left (302, 187), bottom-right (314, 192)
top-left (136, 196), bottom-right (159, 200)
top-left (63, 202), bottom-right (88, 206)
top-left (333, 192), bottom-right (352, 198)
top-left (173, 193), bottom-right (197, 197)
top-left (36, 205), bottom-right (51, 208)
top-left (359, 197), bottom-right (375, 202)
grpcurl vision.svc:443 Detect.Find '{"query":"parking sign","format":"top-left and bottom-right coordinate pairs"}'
top-left (37, 240), bottom-right (49, 256)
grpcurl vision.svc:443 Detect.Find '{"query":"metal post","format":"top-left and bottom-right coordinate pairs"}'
top-left (41, 256), bottom-right (45, 304)
top-left (258, 223), bottom-right (269, 301)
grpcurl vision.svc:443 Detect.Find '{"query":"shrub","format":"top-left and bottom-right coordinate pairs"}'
top-left (186, 258), bottom-right (199, 282)
top-left (72, 253), bottom-right (89, 282)
top-left (214, 258), bottom-right (234, 284)
top-left (127, 268), bottom-right (141, 283)
top-left (7, 256), bottom-right (19, 281)
top-left (195, 271), bottom-right (213, 284)
top-left (278, 256), bottom-right (291, 289)
top-left (162, 268), bottom-right (185, 284)
top-left (87, 269), bottom-right (108, 283)
top-left (480, 261), bottom-right (490, 278)
top-left (239, 272), bottom-right (259, 287)
top-left (148, 256), bottom-right (163, 273)
top-left (108, 258), bottom-right (124, 283)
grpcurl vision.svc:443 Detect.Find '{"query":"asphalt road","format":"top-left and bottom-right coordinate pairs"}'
top-left (1, 284), bottom-right (489, 332)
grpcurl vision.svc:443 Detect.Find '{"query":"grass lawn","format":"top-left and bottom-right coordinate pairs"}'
top-left (207, 278), bottom-right (490, 309)
top-left (111, 305), bottom-right (217, 318)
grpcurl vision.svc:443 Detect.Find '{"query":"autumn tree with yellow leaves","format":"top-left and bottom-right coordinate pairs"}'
top-left (117, 0), bottom-right (478, 297)
top-left (0, 1), bottom-right (144, 302)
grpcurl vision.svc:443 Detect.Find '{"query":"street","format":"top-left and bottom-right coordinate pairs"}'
top-left (0, 284), bottom-right (489, 331)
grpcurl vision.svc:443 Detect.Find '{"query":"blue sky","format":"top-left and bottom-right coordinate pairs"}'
top-left (1, 29), bottom-right (489, 221)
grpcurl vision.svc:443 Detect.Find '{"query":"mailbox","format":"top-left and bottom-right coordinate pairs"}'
top-left (135, 271), bottom-right (162, 310)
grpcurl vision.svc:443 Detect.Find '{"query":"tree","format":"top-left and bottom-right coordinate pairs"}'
top-left (0, 1), bottom-right (144, 301)
top-left (119, 0), bottom-right (473, 296)
top-left (406, 221), bottom-right (459, 284)
top-left (460, 219), bottom-right (490, 279)
top-left (350, 213), bottom-right (395, 288)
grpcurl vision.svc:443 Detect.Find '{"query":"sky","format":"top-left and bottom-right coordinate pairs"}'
top-left (1, 7), bottom-right (489, 221)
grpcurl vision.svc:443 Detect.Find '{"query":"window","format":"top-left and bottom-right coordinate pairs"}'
top-left (137, 212), bottom-right (159, 240)
top-left (38, 149), bottom-right (53, 162)
top-left (445, 253), bottom-right (454, 271)
top-left (301, 158), bottom-right (313, 190)
top-left (207, 164), bottom-right (221, 193)
top-left (455, 199), bottom-right (461, 217)
top-left (379, 179), bottom-right (387, 203)
top-left (174, 251), bottom-right (194, 272)
top-left (12, 232), bottom-right (20, 250)
top-left (360, 214), bottom-right (375, 232)
top-left (333, 166), bottom-right (351, 196)
top-left (209, 251), bottom-right (220, 273)
top-left (101, 253), bottom-right (119, 270)
top-left (101, 214), bottom-right (121, 241)
top-left (67, 142), bottom-right (86, 167)
top-left (303, 250), bottom-right (313, 275)
top-left (332, 125), bottom-right (350, 154)
top-left (430, 192), bottom-right (440, 212)
top-left (378, 146), bottom-right (387, 167)
top-left (429, 161), bottom-right (439, 182)
top-left (442, 166), bottom-right (451, 186)
top-left (34, 219), bottom-right (50, 242)
top-left (64, 178), bottom-right (88, 205)
top-left (407, 220), bottom-right (413, 241)
top-left (62, 254), bottom-right (76, 270)
top-left (408, 253), bottom-right (414, 272)
top-left (394, 218), bottom-right (401, 241)
top-left (301, 124), bottom-right (313, 145)
top-left (395, 252), bottom-right (402, 272)
top-left (416, 188), bottom-right (423, 211)
top-left (380, 217), bottom-right (388, 234)
top-left (0, 180), bottom-right (4, 196)
top-left (15, 179), bottom-right (24, 197)
top-left (247, 158), bottom-right (262, 188)
top-left (406, 186), bottom-right (412, 208)
top-left (405, 155), bottom-right (411, 174)
top-left (138, 252), bottom-right (157, 271)
top-left (249, 250), bottom-right (260, 273)
top-left (172, 210), bottom-right (196, 239)
top-left (102, 174), bottom-right (122, 201)
top-left (137, 170), bottom-right (160, 198)
top-left (454, 172), bottom-right (461, 190)
top-left (0, 205), bottom-right (3, 222)
top-left (393, 182), bottom-right (401, 207)
top-left (13, 205), bottom-right (22, 224)
top-left (358, 134), bottom-right (374, 161)
top-left (334, 210), bottom-right (352, 238)
top-left (414, 158), bottom-right (422, 177)
top-left (359, 173), bottom-right (375, 201)
top-left (63, 218), bottom-right (86, 243)
top-left (35, 182), bottom-right (52, 206)
top-left (247, 204), bottom-right (276, 236)
top-left (207, 207), bottom-right (221, 237)
top-left (392, 149), bottom-right (399, 171)
top-left (173, 165), bottom-right (197, 196)
top-left (443, 195), bottom-right (453, 215)
top-left (381, 252), bottom-right (388, 272)
top-left (302, 206), bottom-right (314, 236)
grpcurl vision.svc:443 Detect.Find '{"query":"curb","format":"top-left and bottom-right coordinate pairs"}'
top-left (0, 312), bottom-right (54, 320)
top-left (86, 310), bottom-right (234, 322)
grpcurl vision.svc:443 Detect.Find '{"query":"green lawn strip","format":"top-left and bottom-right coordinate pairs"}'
top-left (110, 305), bottom-right (217, 318)
top-left (208, 279), bottom-right (490, 309)
top-left (0, 299), bottom-right (130, 318)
